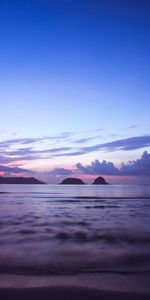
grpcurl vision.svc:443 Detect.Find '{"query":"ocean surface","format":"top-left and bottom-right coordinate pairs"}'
top-left (0, 184), bottom-right (150, 278)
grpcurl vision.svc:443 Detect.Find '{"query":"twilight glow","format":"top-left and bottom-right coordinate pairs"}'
top-left (0, 0), bottom-right (150, 184)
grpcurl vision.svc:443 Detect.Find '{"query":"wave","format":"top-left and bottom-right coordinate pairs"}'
top-left (0, 264), bottom-right (150, 276)
top-left (53, 230), bottom-right (150, 244)
top-left (1, 190), bottom-right (150, 200)
top-left (2, 226), bottom-right (150, 245)
top-left (75, 196), bottom-right (150, 199)
top-left (84, 205), bottom-right (120, 209)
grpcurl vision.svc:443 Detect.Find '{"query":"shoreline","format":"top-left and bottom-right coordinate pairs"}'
top-left (0, 286), bottom-right (150, 300)
top-left (0, 273), bottom-right (150, 294)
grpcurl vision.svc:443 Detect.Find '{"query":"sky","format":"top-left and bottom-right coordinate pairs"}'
top-left (0, 0), bottom-right (150, 184)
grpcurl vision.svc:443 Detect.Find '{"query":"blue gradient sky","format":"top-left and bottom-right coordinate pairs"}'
top-left (0, 0), bottom-right (150, 183)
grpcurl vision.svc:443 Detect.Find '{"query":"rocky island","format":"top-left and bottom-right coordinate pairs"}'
top-left (0, 176), bottom-right (45, 184)
top-left (92, 176), bottom-right (109, 185)
top-left (61, 178), bottom-right (85, 185)
top-left (60, 176), bottom-right (109, 185)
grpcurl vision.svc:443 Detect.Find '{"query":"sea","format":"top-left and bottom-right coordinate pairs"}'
top-left (0, 184), bottom-right (150, 292)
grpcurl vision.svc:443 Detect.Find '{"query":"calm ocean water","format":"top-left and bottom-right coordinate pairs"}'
top-left (0, 184), bottom-right (150, 276)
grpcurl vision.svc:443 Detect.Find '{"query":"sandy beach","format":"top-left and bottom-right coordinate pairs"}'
top-left (0, 286), bottom-right (150, 300)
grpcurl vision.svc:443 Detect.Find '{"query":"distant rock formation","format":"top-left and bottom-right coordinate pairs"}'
top-left (0, 176), bottom-right (45, 184)
top-left (61, 178), bottom-right (85, 185)
top-left (92, 176), bottom-right (109, 185)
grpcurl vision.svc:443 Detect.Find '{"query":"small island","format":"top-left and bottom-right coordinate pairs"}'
top-left (60, 176), bottom-right (109, 185)
top-left (92, 176), bottom-right (109, 185)
top-left (0, 176), bottom-right (45, 184)
top-left (61, 178), bottom-right (85, 185)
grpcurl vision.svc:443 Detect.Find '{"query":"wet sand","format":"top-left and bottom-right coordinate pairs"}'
top-left (0, 286), bottom-right (150, 300)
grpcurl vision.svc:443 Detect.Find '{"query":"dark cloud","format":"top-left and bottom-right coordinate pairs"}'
top-left (120, 151), bottom-right (150, 176)
top-left (48, 167), bottom-right (73, 175)
top-left (82, 135), bottom-right (150, 153)
top-left (1, 135), bottom-right (150, 165)
top-left (0, 133), bottom-right (76, 165)
top-left (0, 137), bottom-right (45, 148)
top-left (1, 151), bottom-right (150, 179)
top-left (76, 160), bottom-right (119, 175)
top-left (0, 132), bottom-right (75, 148)
top-left (0, 147), bottom-right (73, 164)
top-left (4, 147), bottom-right (34, 156)
top-left (6, 147), bottom-right (72, 156)
top-left (0, 165), bottom-right (30, 174)
top-left (47, 151), bottom-right (150, 177)
top-left (76, 151), bottom-right (150, 176)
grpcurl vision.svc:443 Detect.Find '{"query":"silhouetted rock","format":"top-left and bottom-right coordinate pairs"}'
top-left (61, 178), bottom-right (85, 185)
top-left (0, 176), bottom-right (45, 184)
top-left (93, 176), bottom-right (109, 185)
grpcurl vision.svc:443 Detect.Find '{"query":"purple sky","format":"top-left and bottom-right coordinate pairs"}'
top-left (0, 0), bottom-right (150, 183)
